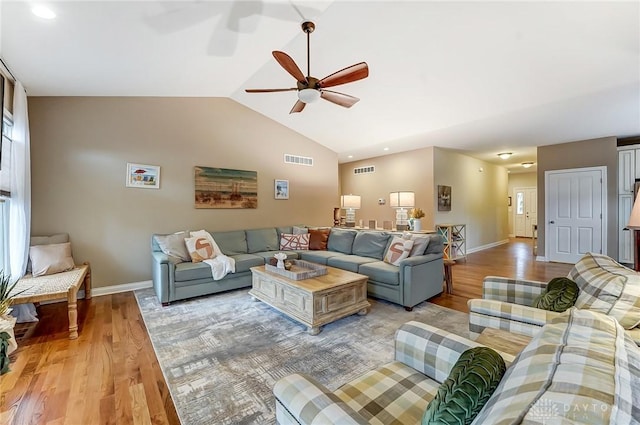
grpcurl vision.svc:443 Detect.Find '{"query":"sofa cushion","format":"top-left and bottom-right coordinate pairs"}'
top-left (422, 347), bottom-right (506, 425)
top-left (359, 261), bottom-right (400, 286)
top-left (328, 228), bottom-right (357, 254)
top-left (308, 228), bottom-right (330, 250)
top-left (246, 228), bottom-right (279, 254)
top-left (327, 255), bottom-right (378, 273)
top-left (211, 230), bottom-right (247, 255)
top-left (473, 308), bottom-right (640, 424)
top-left (532, 277), bottom-right (579, 312)
top-left (298, 250), bottom-right (342, 265)
top-left (334, 361), bottom-right (439, 424)
top-left (404, 234), bottom-right (431, 257)
top-left (384, 236), bottom-right (414, 266)
top-left (569, 252), bottom-right (640, 329)
top-left (174, 261), bottom-right (211, 281)
top-left (231, 254), bottom-right (265, 273)
top-left (351, 231), bottom-right (390, 260)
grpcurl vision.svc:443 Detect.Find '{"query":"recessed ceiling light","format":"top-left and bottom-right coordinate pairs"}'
top-left (32, 4), bottom-right (56, 19)
top-left (497, 152), bottom-right (512, 160)
top-left (383, 147), bottom-right (389, 151)
top-left (522, 162), bottom-right (535, 168)
top-left (347, 155), bottom-right (353, 159)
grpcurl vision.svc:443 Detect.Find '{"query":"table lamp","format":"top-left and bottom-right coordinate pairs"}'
top-left (341, 195), bottom-right (361, 227)
top-left (390, 191), bottom-right (414, 231)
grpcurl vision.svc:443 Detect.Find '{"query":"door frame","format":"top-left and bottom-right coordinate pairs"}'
top-left (544, 166), bottom-right (607, 263)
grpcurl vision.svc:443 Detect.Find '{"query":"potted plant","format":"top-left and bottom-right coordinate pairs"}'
top-left (0, 271), bottom-right (25, 374)
top-left (409, 208), bottom-right (426, 232)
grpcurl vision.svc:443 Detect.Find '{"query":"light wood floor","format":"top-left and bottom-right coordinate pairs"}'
top-left (2, 238), bottom-right (573, 425)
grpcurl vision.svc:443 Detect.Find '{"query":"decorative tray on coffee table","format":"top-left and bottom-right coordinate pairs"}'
top-left (265, 259), bottom-right (327, 280)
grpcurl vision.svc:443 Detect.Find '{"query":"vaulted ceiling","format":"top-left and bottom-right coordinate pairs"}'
top-left (2, 1), bottom-right (639, 170)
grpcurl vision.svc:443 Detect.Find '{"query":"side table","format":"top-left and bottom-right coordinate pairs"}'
top-left (443, 259), bottom-right (455, 294)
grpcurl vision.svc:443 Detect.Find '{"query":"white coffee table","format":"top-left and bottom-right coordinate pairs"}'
top-left (249, 264), bottom-right (370, 335)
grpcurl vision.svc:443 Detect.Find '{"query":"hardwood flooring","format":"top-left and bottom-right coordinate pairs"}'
top-left (1, 238), bottom-right (572, 425)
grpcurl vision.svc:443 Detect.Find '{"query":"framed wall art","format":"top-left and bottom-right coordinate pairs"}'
top-left (275, 179), bottom-right (289, 200)
top-left (126, 163), bottom-right (160, 189)
top-left (195, 166), bottom-right (258, 209)
top-left (437, 185), bottom-right (451, 211)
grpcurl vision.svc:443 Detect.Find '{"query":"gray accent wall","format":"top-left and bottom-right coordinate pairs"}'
top-left (536, 136), bottom-right (617, 259)
top-left (29, 97), bottom-right (339, 288)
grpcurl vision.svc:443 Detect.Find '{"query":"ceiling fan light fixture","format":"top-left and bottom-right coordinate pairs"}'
top-left (298, 88), bottom-right (320, 104)
top-left (498, 152), bottom-right (512, 160)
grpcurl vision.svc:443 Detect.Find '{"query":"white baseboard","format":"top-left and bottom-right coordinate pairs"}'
top-left (92, 280), bottom-right (153, 297)
top-left (467, 239), bottom-right (509, 254)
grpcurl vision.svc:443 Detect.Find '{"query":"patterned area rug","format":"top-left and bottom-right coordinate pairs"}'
top-left (135, 288), bottom-right (470, 425)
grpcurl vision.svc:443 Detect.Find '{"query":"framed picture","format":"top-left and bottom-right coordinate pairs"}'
top-left (275, 179), bottom-right (289, 200)
top-left (195, 166), bottom-right (257, 209)
top-left (126, 163), bottom-right (160, 189)
top-left (437, 185), bottom-right (452, 211)
top-left (508, 196), bottom-right (512, 206)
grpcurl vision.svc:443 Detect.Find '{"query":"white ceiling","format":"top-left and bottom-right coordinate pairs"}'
top-left (2, 1), bottom-right (639, 170)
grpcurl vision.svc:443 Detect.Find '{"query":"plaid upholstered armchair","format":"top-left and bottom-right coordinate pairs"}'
top-left (468, 252), bottom-right (640, 344)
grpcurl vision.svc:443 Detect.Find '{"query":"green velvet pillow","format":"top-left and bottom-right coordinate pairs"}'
top-left (532, 277), bottom-right (579, 312)
top-left (422, 347), bottom-right (506, 425)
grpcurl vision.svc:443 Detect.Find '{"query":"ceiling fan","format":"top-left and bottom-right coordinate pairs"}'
top-left (245, 21), bottom-right (369, 114)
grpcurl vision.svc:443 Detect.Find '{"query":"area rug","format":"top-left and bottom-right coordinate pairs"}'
top-left (135, 288), bottom-right (470, 425)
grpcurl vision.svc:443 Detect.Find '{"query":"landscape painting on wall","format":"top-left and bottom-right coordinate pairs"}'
top-left (195, 166), bottom-right (258, 209)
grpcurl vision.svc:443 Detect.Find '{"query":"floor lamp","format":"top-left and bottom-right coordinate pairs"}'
top-left (627, 192), bottom-right (640, 271)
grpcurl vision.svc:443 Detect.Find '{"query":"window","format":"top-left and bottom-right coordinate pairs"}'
top-left (516, 192), bottom-right (524, 215)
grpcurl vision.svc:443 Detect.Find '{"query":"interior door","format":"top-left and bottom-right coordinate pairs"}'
top-left (514, 187), bottom-right (537, 237)
top-left (546, 168), bottom-right (605, 263)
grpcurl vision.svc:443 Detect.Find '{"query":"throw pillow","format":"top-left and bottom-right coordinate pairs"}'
top-left (308, 228), bottom-right (330, 250)
top-left (155, 232), bottom-right (190, 262)
top-left (402, 233), bottom-right (431, 257)
top-left (383, 236), bottom-right (414, 266)
top-left (29, 242), bottom-right (75, 277)
top-left (532, 277), bottom-right (579, 312)
top-left (185, 237), bottom-right (215, 263)
top-left (292, 226), bottom-right (308, 235)
top-left (279, 233), bottom-right (310, 250)
top-left (422, 347), bottom-right (506, 425)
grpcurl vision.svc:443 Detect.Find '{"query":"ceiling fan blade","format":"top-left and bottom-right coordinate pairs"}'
top-left (273, 51), bottom-right (307, 84)
top-left (245, 88), bottom-right (297, 93)
top-left (320, 90), bottom-right (360, 108)
top-left (318, 62), bottom-right (369, 88)
top-left (290, 100), bottom-right (306, 114)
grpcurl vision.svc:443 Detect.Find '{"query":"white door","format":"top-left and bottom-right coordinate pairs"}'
top-left (546, 167), bottom-right (605, 264)
top-left (514, 187), bottom-right (537, 237)
top-left (619, 193), bottom-right (634, 264)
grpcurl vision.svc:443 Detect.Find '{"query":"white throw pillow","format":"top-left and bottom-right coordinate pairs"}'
top-left (279, 233), bottom-right (310, 250)
top-left (29, 242), bottom-right (75, 277)
top-left (185, 237), bottom-right (215, 263)
top-left (156, 232), bottom-right (190, 262)
top-left (384, 237), bottom-right (414, 266)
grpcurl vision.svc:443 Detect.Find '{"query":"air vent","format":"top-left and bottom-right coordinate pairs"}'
top-left (353, 165), bottom-right (375, 175)
top-left (284, 154), bottom-right (314, 166)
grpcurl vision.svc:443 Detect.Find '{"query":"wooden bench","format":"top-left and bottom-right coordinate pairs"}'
top-left (11, 263), bottom-right (91, 339)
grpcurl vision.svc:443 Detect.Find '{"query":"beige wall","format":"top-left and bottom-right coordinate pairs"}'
top-left (434, 148), bottom-right (509, 251)
top-left (536, 136), bottom-right (617, 258)
top-left (507, 172), bottom-right (537, 236)
top-left (339, 146), bottom-right (509, 251)
top-left (339, 147), bottom-right (435, 230)
top-left (29, 97), bottom-right (339, 288)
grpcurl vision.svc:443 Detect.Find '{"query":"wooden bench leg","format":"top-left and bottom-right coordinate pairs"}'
top-left (68, 289), bottom-right (79, 340)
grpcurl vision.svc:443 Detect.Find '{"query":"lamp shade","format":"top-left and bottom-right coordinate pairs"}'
top-left (341, 194), bottom-right (361, 209)
top-left (628, 193), bottom-right (640, 229)
top-left (389, 191), bottom-right (415, 208)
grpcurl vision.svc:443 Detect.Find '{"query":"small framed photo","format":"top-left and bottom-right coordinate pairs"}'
top-left (126, 163), bottom-right (160, 189)
top-left (274, 179), bottom-right (289, 200)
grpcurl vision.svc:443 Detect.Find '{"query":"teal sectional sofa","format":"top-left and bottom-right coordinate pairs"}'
top-left (151, 227), bottom-right (444, 310)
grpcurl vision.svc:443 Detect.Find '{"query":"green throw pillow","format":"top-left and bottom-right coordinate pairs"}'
top-left (532, 277), bottom-right (579, 312)
top-left (422, 347), bottom-right (506, 425)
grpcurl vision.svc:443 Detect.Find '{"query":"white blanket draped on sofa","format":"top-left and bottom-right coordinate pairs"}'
top-left (191, 230), bottom-right (235, 280)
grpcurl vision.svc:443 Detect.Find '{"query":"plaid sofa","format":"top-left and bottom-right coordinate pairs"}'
top-left (468, 252), bottom-right (640, 344)
top-left (274, 310), bottom-right (639, 424)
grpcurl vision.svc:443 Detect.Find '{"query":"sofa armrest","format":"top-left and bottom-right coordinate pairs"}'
top-left (395, 321), bottom-right (511, 383)
top-left (273, 373), bottom-right (368, 425)
top-left (399, 252), bottom-right (442, 267)
top-left (151, 252), bottom-right (180, 304)
top-left (482, 276), bottom-right (546, 305)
